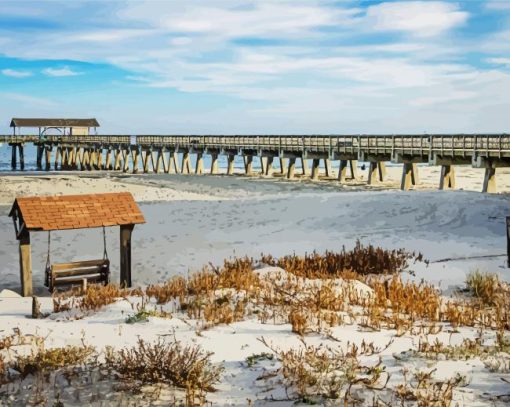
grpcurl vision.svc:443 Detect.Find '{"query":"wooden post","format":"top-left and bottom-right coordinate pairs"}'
top-left (19, 145), bottom-right (24, 171)
top-left (120, 224), bottom-right (134, 288)
top-left (19, 232), bottom-right (33, 297)
top-left (338, 160), bottom-right (348, 182)
top-left (301, 157), bottom-right (309, 176)
top-left (132, 148), bottom-right (140, 174)
top-left (287, 157), bottom-right (296, 179)
top-left (350, 160), bottom-right (359, 180)
top-left (210, 153), bottom-right (219, 174)
top-left (172, 151), bottom-right (180, 173)
top-left (32, 296), bottom-right (41, 319)
top-left (105, 149), bottom-right (112, 170)
top-left (482, 167), bottom-right (496, 193)
top-left (227, 154), bottom-right (235, 175)
top-left (244, 155), bottom-right (253, 175)
top-left (439, 165), bottom-right (455, 190)
top-left (279, 158), bottom-right (288, 175)
top-left (368, 162), bottom-right (379, 184)
top-left (151, 150), bottom-right (158, 173)
top-left (266, 156), bottom-right (274, 176)
top-left (54, 147), bottom-right (61, 170)
top-left (36, 145), bottom-right (43, 170)
top-left (11, 144), bottom-right (17, 170)
top-left (181, 152), bottom-right (191, 174)
top-left (311, 159), bottom-right (320, 180)
top-left (507, 216), bottom-right (510, 268)
top-left (142, 150), bottom-right (150, 173)
top-left (195, 153), bottom-right (203, 174)
top-left (401, 163), bottom-right (419, 191)
top-left (324, 159), bottom-right (332, 177)
top-left (45, 146), bottom-right (52, 171)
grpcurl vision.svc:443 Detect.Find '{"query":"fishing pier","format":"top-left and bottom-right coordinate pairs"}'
top-left (2, 127), bottom-right (510, 193)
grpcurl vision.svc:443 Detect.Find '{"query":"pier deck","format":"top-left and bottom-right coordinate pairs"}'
top-left (1, 134), bottom-right (509, 192)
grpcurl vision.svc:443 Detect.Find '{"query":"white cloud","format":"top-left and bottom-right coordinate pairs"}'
top-left (1, 68), bottom-right (32, 78)
top-left (42, 67), bottom-right (83, 77)
top-left (365, 1), bottom-right (468, 37)
top-left (485, 1), bottom-right (510, 10)
top-left (486, 57), bottom-right (510, 66)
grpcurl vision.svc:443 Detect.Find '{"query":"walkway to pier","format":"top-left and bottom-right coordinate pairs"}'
top-left (2, 134), bottom-right (509, 193)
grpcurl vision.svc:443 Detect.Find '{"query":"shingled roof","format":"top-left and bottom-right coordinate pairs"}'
top-left (10, 118), bottom-right (100, 128)
top-left (9, 192), bottom-right (144, 234)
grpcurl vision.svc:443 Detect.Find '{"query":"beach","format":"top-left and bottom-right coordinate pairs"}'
top-left (1, 171), bottom-right (509, 405)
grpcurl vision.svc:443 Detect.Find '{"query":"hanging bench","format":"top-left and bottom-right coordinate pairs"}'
top-left (44, 226), bottom-right (110, 292)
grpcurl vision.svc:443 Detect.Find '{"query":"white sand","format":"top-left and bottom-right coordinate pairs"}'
top-left (0, 171), bottom-right (509, 405)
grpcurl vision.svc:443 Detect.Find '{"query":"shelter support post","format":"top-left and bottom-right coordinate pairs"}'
top-left (19, 231), bottom-right (33, 297)
top-left (120, 224), bottom-right (134, 288)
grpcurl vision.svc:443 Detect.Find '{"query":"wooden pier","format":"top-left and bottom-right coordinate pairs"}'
top-left (1, 134), bottom-right (510, 192)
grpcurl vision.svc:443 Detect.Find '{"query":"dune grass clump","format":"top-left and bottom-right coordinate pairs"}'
top-left (465, 270), bottom-right (501, 306)
top-left (262, 240), bottom-right (424, 279)
top-left (104, 338), bottom-right (223, 404)
top-left (12, 344), bottom-right (95, 379)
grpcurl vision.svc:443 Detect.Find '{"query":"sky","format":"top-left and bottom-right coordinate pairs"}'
top-left (0, 0), bottom-right (509, 134)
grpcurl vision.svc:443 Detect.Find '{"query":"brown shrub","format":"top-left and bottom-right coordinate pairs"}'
top-left (104, 338), bottom-right (223, 403)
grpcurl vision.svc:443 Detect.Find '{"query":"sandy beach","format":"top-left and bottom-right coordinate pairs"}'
top-left (1, 172), bottom-right (509, 405)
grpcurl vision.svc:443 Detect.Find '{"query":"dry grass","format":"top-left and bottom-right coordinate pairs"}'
top-left (104, 338), bottom-right (223, 405)
top-left (12, 344), bottom-right (95, 379)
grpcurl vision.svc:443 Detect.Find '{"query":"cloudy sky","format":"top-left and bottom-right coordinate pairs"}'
top-left (0, 1), bottom-right (509, 133)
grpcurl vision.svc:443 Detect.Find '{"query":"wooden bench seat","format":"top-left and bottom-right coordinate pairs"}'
top-left (48, 259), bottom-right (110, 292)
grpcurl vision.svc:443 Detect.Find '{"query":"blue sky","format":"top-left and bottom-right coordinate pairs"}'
top-left (0, 0), bottom-right (509, 133)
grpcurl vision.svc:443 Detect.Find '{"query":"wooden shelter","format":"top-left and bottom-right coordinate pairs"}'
top-left (10, 118), bottom-right (100, 137)
top-left (9, 192), bottom-right (145, 296)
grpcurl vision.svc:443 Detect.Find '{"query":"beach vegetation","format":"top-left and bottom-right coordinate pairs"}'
top-left (104, 338), bottom-right (223, 405)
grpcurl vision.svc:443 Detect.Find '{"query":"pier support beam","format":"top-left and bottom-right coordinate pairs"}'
top-left (401, 163), bottom-right (419, 191)
top-left (265, 156), bottom-right (274, 176)
top-left (324, 159), bottom-right (332, 177)
top-left (227, 154), bottom-right (235, 175)
top-left (114, 149), bottom-right (121, 171)
top-left (439, 165), bottom-right (455, 190)
top-left (142, 150), bottom-right (151, 173)
top-left (19, 145), bottom-right (24, 171)
top-left (18, 231), bottom-right (33, 297)
top-left (210, 153), bottom-right (219, 174)
top-left (105, 149), bottom-right (112, 170)
top-left (482, 167), bottom-right (496, 193)
top-left (45, 146), bottom-right (52, 171)
top-left (171, 151), bottom-right (180, 173)
top-left (195, 153), bottom-right (203, 174)
top-left (244, 155), bottom-right (253, 175)
top-left (368, 162), bottom-right (385, 184)
top-left (279, 158), bottom-right (288, 175)
top-left (120, 225), bottom-right (134, 288)
top-left (287, 157), bottom-right (296, 179)
top-left (181, 152), bottom-right (191, 174)
top-left (132, 149), bottom-right (140, 174)
top-left (36, 146), bottom-right (43, 170)
top-left (11, 145), bottom-right (17, 170)
top-left (301, 158), bottom-right (309, 176)
top-left (311, 159), bottom-right (320, 181)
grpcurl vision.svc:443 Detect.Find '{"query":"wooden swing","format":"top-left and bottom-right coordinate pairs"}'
top-left (44, 227), bottom-right (110, 292)
top-left (9, 192), bottom-right (145, 297)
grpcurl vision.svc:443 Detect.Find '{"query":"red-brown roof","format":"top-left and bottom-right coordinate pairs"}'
top-left (9, 192), bottom-right (145, 232)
